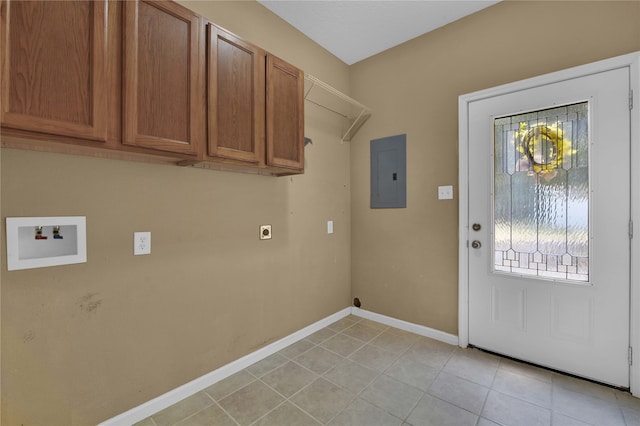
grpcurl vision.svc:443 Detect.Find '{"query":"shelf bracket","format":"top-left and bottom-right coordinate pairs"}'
top-left (303, 73), bottom-right (371, 142)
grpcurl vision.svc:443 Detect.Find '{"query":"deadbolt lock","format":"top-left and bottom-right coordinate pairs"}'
top-left (472, 223), bottom-right (481, 231)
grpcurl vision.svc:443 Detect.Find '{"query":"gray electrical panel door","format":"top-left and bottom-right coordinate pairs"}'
top-left (371, 134), bottom-right (406, 208)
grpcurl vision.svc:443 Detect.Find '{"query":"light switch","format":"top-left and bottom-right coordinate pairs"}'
top-left (327, 220), bottom-right (334, 234)
top-left (438, 185), bottom-right (454, 200)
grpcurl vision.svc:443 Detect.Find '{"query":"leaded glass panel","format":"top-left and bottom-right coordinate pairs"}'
top-left (493, 102), bottom-right (589, 282)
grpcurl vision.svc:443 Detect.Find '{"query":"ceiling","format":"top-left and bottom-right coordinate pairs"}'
top-left (258, 0), bottom-right (500, 65)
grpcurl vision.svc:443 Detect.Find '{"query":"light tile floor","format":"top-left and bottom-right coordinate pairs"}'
top-left (135, 315), bottom-right (640, 426)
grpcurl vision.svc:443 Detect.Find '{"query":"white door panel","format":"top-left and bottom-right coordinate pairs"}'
top-left (468, 67), bottom-right (630, 387)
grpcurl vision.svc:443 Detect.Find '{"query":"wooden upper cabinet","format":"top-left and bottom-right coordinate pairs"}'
top-left (1, 0), bottom-right (304, 175)
top-left (123, 0), bottom-right (203, 155)
top-left (206, 25), bottom-right (304, 174)
top-left (0, 0), bottom-right (108, 142)
top-left (207, 24), bottom-right (264, 164)
top-left (266, 54), bottom-right (304, 171)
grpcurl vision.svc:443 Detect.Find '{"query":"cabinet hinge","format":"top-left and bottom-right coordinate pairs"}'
top-left (629, 347), bottom-right (633, 366)
top-left (630, 220), bottom-right (634, 239)
top-left (631, 90), bottom-right (634, 110)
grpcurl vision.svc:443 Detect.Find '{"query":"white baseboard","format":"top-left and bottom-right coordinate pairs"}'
top-left (99, 307), bottom-right (351, 426)
top-left (350, 307), bottom-right (459, 346)
top-left (100, 306), bottom-right (459, 425)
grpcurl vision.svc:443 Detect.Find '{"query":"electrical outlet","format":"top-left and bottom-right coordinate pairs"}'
top-left (259, 225), bottom-right (272, 240)
top-left (134, 232), bottom-right (151, 255)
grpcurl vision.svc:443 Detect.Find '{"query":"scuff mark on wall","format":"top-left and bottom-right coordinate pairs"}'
top-left (23, 329), bottom-right (36, 343)
top-left (78, 292), bottom-right (103, 316)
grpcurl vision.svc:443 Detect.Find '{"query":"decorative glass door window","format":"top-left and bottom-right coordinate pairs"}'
top-left (493, 102), bottom-right (589, 282)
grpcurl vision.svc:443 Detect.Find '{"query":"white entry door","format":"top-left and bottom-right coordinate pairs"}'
top-left (467, 66), bottom-right (631, 387)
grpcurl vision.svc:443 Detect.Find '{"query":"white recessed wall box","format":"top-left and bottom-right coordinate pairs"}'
top-left (6, 216), bottom-right (87, 271)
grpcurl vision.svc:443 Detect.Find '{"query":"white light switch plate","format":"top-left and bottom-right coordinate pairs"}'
top-left (327, 220), bottom-right (334, 234)
top-left (134, 232), bottom-right (151, 255)
top-left (438, 185), bottom-right (454, 200)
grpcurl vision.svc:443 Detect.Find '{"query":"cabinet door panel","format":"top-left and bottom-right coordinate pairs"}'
top-left (266, 54), bottom-right (304, 171)
top-left (1, 0), bottom-right (108, 141)
top-left (123, 0), bottom-right (202, 155)
top-left (208, 25), bottom-right (264, 163)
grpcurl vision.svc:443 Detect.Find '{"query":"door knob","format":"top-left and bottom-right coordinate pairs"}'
top-left (471, 240), bottom-right (481, 249)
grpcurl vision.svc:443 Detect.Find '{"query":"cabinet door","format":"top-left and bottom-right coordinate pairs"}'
top-left (266, 54), bottom-right (304, 171)
top-left (208, 24), bottom-right (264, 164)
top-left (123, 0), bottom-right (203, 155)
top-left (1, 0), bottom-right (108, 141)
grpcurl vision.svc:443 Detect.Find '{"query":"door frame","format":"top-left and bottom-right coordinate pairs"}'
top-left (458, 51), bottom-right (640, 393)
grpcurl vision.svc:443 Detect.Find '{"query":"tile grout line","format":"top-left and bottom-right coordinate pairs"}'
top-left (244, 321), bottom-right (369, 425)
top-left (313, 320), bottom-right (415, 425)
top-left (347, 332), bottom-right (430, 425)
top-left (213, 399), bottom-right (241, 426)
top-left (163, 320), bottom-right (427, 425)
top-left (144, 314), bottom-right (639, 426)
top-left (206, 383), bottom-right (253, 426)
top-left (399, 335), bottom-right (451, 426)
top-left (479, 354), bottom-right (501, 422)
top-left (412, 345), bottom-right (490, 425)
top-left (159, 391), bottom-right (217, 426)
top-left (272, 328), bottom-right (392, 423)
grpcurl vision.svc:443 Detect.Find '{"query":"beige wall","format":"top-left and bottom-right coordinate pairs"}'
top-left (350, 1), bottom-right (640, 335)
top-left (1, 2), bottom-right (351, 424)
